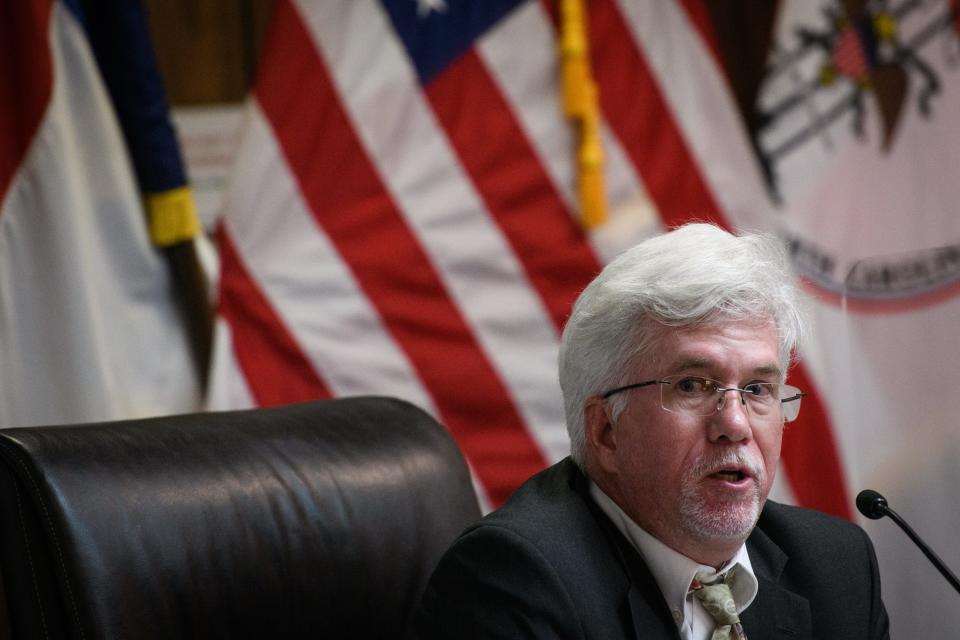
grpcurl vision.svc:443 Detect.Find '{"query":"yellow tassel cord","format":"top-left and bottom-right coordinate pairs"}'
top-left (560, 0), bottom-right (607, 229)
top-left (145, 186), bottom-right (202, 247)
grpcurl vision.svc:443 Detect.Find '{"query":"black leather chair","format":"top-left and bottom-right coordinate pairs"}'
top-left (0, 396), bottom-right (480, 639)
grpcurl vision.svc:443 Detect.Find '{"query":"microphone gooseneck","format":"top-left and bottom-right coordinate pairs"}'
top-left (856, 489), bottom-right (960, 595)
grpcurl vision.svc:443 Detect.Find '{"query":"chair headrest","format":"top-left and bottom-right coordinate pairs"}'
top-left (0, 396), bottom-right (480, 638)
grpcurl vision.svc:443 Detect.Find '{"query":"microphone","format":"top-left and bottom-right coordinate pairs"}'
top-left (856, 489), bottom-right (960, 595)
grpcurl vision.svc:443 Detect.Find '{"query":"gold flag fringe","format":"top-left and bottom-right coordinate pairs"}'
top-left (560, 0), bottom-right (607, 229)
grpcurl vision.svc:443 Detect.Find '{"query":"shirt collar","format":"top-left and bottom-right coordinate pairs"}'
top-left (589, 481), bottom-right (758, 629)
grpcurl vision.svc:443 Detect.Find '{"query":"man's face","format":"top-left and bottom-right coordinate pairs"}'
top-left (599, 320), bottom-right (783, 565)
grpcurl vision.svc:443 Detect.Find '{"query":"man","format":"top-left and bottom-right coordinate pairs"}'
top-left (413, 223), bottom-right (889, 639)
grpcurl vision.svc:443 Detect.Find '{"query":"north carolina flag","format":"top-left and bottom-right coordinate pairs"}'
top-left (0, 0), bottom-right (200, 427)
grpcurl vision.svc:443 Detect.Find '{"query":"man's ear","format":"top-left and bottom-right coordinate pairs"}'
top-left (584, 396), bottom-right (619, 476)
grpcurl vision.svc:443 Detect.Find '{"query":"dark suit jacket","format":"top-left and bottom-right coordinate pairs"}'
top-left (413, 458), bottom-right (889, 639)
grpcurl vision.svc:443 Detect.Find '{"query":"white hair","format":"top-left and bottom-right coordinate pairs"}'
top-left (559, 223), bottom-right (805, 467)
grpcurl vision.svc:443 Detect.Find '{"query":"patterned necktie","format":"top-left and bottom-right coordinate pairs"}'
top-left (690, 572), bottom-right (748, 640)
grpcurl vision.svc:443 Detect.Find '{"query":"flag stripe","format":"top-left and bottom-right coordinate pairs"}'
top-left (780, 365), bottom-right (852, 519)
top-left (588, 0), bottom-right (725, 228)
top-left (221, 102), bottom-right (437, 410)
top-left (424, 48), bottom-right (600, 332)
top-left (258, 0), bottom-right (548, 504)
top-left (480, 1), bottom-right (580, 210)
top-left (675, 0), bottom-right (724, 73)
top-left (218, 225), bottom-right (332, 406)
top-left (0, 0), bottom-right (53, 207)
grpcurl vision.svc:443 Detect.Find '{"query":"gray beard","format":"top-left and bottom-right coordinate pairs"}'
top-left (679, 483), bottom-right (763, 541)
top-left (678, 451), bottom-right (765, 542)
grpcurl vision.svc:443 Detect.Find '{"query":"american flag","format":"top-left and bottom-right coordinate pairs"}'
top-left (207, 0), bottom-right (848, 513)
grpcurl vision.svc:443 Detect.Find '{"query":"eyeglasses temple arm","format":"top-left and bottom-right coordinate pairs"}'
top-left (780, 392), bottom-right (807, 404)
top-left (601, 379), bottom-right (665, 399)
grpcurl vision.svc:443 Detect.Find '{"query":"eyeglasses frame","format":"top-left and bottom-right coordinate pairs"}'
top-left (600, 376), bottom-right (807, 420)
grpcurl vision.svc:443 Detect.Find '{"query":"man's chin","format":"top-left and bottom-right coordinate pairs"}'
top-left (680, 495), bottom-right (762, 542)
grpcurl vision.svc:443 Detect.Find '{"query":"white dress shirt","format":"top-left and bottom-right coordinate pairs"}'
top-left (589, 482), bottom-right (758, 640)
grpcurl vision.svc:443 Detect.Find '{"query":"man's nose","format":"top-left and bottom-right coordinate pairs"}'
top-left (708, 389), bottom-right (752, 442)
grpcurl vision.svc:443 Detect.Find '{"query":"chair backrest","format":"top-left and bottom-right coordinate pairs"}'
top-left (0, 396), bottom-right (480, 639)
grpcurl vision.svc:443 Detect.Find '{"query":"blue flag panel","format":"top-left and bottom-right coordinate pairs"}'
top-left (380, 0), bottom-right (528, 84)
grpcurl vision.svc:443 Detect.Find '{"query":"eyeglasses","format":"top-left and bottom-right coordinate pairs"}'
top-left (601, 375), bottom-right (806, 422)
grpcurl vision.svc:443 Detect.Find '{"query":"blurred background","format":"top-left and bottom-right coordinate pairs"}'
top-left (3, 1), bottom-right (959, 637)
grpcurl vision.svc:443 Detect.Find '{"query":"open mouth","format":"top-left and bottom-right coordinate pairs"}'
top-left (709, 468), bottom-right (747, 482)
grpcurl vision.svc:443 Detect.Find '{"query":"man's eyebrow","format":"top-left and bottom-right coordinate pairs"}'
top-left (667, 357), bottom-right (713, 372)
top-left (666, 357), bottom-right (782, 378)
top-left (752, 364), bottom-right (783, 377)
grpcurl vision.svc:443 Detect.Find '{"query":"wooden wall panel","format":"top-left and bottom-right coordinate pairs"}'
top-left (144, 0), bottom-right (274, 105)
top-left (144, 1), bottom-right (774, 128)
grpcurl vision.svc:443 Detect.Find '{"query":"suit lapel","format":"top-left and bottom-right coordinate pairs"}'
top-left (742, 521), bottom-right (813, 639)
top-left (568, 463), bottom-right (681, 639)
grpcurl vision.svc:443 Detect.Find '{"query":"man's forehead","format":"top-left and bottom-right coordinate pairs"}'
top-left (644, 320), bottom-right (781, 374)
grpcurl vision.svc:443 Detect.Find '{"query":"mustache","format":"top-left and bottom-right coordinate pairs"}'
top-left (688, 450), bottom-right (763, 480)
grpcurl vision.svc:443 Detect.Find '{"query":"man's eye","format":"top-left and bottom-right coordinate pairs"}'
top-left (674, 377), bottom-right (709, 394)
top-left (744, 383), bottom-right (774, 397)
